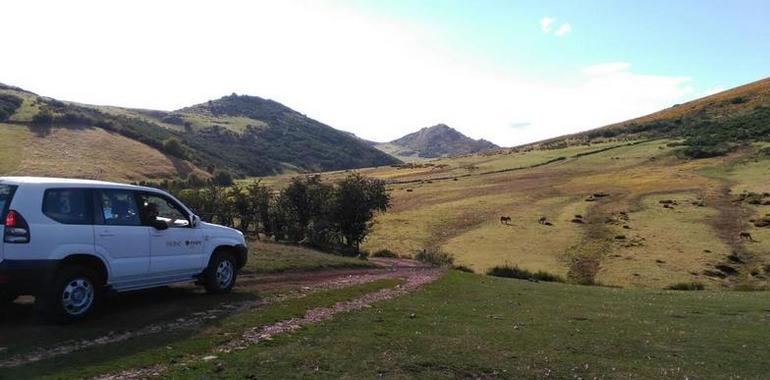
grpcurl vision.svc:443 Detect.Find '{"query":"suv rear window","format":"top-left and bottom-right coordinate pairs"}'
top-left (0, 184), bottom-right (18, 219)
top-left (43, 188), bottom-right (92, 225)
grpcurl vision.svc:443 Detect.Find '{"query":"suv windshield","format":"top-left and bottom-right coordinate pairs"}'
top-left (0, 184), bottom-right (18, 219)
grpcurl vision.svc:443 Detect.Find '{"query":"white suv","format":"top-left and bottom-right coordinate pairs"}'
top-left (0, 177), bottom-right (247, 322)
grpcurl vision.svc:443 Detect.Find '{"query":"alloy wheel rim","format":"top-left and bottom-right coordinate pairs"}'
top-left (216, 260), bottom-right (234, 288)
top-left (62, 277), bottom-right (94, 316)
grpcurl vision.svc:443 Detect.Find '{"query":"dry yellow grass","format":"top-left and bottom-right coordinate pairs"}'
top-left (355, 138), bottom-right (770, 289)
top-left (0, 124), bottom-right (29, 173)
top-left (443, 196), bottom-right (589, 275)
top-left (596, 193), bottom-right (730, 289)
top-left (5, 127), bottom-right (204, 182)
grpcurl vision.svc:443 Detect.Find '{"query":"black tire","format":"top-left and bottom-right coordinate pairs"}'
top-left (203, 253), bottom-right (238, 294)
top-left (37, 265), bottom-right (101, 323)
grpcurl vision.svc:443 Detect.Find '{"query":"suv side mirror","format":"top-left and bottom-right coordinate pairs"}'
top-left (191, 214), bottom-right (201, 228)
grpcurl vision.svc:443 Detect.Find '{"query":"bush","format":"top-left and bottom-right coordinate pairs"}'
top-left (677, 143), bottom-right (734, 159)
top-left (532, 270), bottom-right (564, 282)
top-left (667, 282), bottom-right (705, 291)
top-left (212, 170), bottom-right (234, 186)
top-left (0, 94), bottom-right (22, 122)
top-left (414, 248), bottom-right (454, 266)
top-left (487, 265), bottom-right (564, 282)
top-left (163, 137), bottom-right (188, 159)
top-left (451, 265), bottom-right (475, 273)
top-left (487, 265), bottom-right (532, 279)
top-left (371, 249), bottom-right (398, 258)
top-left (32, 109), bottom-right (54, 126)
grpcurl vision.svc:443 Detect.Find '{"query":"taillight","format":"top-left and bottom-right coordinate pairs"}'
top-left (4, 210), bottom-right (30, 244)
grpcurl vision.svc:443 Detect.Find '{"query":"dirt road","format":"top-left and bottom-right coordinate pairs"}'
top-left (0, 258), bottom-right (443, 373)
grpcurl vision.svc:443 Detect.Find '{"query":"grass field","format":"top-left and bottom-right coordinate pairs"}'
top-left (245, 240), bottom-right (376, 274)
top-left (0, 124), bottom-right (29, 173)
top-left (158, 271), bottom-right (770, 379)
top-left (3, 279), bottom-right (401, 380)
top-left (339, 139), bottom-right (770, 289)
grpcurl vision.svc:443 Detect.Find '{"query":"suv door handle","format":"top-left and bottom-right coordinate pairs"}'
top-left (99, 232), bottom-right (115, 237)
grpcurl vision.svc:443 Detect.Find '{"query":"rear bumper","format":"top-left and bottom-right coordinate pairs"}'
top-left (0, 259), bottom-right (59, 296)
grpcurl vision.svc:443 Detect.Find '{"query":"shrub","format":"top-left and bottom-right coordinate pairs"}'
top-left (451, 265), bottom-right (475, 273)
top-left (163, 137), bottom-right (188, 159)
top-left (415, 248), bottom-right (454, 266)
top-left (488, 265), bottom-right (531, 279)
top-left (677, 143), bottom-right (735, 159)
top-left (212, 170), bottom-right (234, 186)
top-left (0, 94), bottom-right (22, 122)
top-left (371, 249), bottom-right (398, 258)
top-left (667, 282), bottom-right (705, 291)
top-left (532, 270), bottom-right (564, 282)
top-left (32, 109), bottom-right (54, 126)
top-left (487, 265), bottom-right (563, 282)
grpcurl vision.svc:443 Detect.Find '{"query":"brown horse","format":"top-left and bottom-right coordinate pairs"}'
top-left (739, 232), bottom-right (755, 241)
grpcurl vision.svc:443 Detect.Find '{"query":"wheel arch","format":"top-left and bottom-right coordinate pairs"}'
top-left (58, 254), bottom-right (109, 286)
top-left (208, 244), bottom-right (248, 270)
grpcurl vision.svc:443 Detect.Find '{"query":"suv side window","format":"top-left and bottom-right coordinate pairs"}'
top-left (96, 189), bottom-right (141, 226)
top-left (43, 188), bottom-right (92, 225)
top-left (137, 192), bottom-right (190, 228)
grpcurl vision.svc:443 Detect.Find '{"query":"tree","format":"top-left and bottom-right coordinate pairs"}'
top-left (272, 176), bottom-right (334, 244)
top-left (228, 183), bottom-right (252, 232)
top-left (163, 137), bottom-right (188, 159)
top-left (245, 180), bottom-right (272, 239)
top-left (332, 173), bottom-right (390, 255)
top-left (212, 170), bottom-right (234, 186)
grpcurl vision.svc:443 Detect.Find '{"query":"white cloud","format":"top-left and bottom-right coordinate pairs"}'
top-left (540, 17), bottom-right (556, 33)
top-left (702, 86), bottom-right (726, 96)
top-left (581, 62), bottom-right (632, 76)
top-left (0, 1), bottom-right (696, 147)
top-left (554, 22), bottom-right (572, 36)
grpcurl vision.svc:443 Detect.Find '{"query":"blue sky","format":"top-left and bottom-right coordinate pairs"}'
top-left (351, 0), bottom-right (770, 92)
top-left (0, 0), bottom-right (767, 146)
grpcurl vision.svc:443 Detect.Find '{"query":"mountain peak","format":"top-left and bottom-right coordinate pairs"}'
top-left (387, 124), bottom-right (499, 158)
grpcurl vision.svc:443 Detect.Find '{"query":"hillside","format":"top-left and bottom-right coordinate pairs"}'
top-left (537, 77), bottom-right (770, 158)
top-left (0, 85), bottom-right (400, 181)
top-left (255, 79), bottom-right (770, 291)
top-left (378, 124), bottom-right (498, 160)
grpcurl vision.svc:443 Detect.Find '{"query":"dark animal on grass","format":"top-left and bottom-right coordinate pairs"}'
top-left (538, 216), bottom-right (547, 225)
top-left (739, 232), bottom-right (755, 241)
top-left (500, 216), bottom-right (512, 225)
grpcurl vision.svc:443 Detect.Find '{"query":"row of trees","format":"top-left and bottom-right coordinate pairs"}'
top-left (174, 174), bottom-right (390, 255)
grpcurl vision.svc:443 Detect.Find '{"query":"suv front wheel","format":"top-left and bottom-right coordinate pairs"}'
top-left (203, 253), bottom-right (237, 294)
top-left (38, 266), bottom-right (101, 323)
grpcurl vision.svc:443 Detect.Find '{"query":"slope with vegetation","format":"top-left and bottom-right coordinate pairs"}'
top-left (543, 77), bottom-right (770, 158)
top-left (253, 78), bottom-right (770, 291)
top-left (0, 84), bottom-right (400, 182)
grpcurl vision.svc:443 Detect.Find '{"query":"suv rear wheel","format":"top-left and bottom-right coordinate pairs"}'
top-left (37, 266), bottom-right (101, 323)
top-left (203, 253), bottom-right (237, 294)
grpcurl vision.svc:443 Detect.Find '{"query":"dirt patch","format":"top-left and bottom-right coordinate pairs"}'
top-left (92, 262), bottom-right (444, 380)
top-left (0, 259), bottom-right (437, 369)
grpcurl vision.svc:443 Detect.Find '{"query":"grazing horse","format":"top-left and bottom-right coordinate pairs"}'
top-left (500, 216), bottom-right (512, 225)
top-left (739, 232), bottom-right (755, 241)
top-left (538, 216), bottom-right (548, 225)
